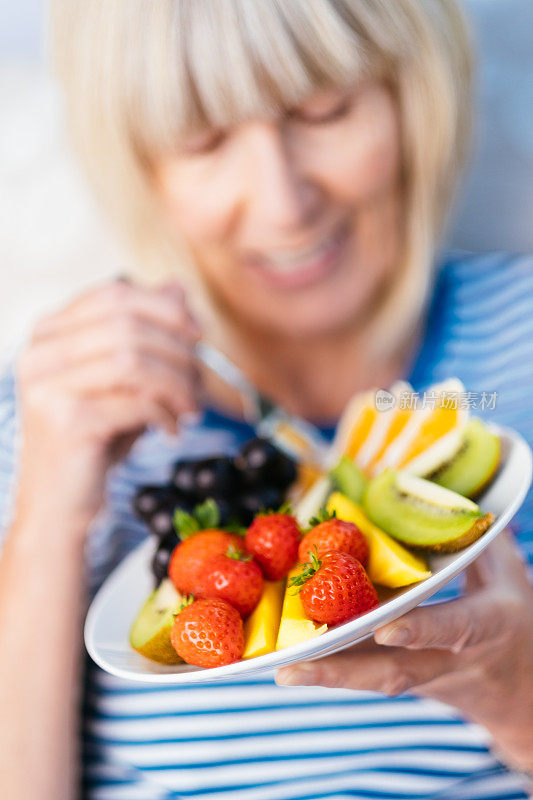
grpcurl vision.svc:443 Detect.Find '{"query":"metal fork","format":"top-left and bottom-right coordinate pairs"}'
top-left (194, 341), bottom-right (330, 466)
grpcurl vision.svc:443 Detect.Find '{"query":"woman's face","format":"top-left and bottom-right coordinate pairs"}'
top-left (153, 81), bottom-right (402, 340)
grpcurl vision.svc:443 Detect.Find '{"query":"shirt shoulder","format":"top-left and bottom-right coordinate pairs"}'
top-left (414, 251), bottom-right (533, 402)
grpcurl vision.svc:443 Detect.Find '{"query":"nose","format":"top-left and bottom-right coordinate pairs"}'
top-left (242, 121), bottom-right (323, 233)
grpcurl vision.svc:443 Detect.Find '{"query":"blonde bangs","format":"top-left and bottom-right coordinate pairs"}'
top-left (114, 0), bottom-right (377, 159)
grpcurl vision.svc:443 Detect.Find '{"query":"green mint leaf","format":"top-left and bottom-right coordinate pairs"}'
top-left (194, 498), bottom-right (220, 530)
top-left (173, 508), bottom-right (200, 539)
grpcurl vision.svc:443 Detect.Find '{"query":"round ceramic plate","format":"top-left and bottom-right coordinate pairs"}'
top-left (85, 424), bottom-right (531, 684)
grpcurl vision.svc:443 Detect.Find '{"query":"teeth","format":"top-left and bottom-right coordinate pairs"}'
top-left (259, 233), bottom-right (339, 273)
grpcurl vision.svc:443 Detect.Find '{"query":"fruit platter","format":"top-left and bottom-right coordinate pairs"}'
top-left (85, 378), bottom-right (532, 683)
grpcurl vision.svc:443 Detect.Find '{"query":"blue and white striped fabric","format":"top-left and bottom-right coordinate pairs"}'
top-left (1, 251), bottom-right (532, 800)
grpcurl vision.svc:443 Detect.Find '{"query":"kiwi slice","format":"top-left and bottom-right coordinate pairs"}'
top-left (364, 469), bottom-right (494, 552)
top-left (427, 419), bottom-right (500, 499)
top-left (329, 457), bottom-right (367, 504)
top-left (130, 579), bottom-right (183, 665)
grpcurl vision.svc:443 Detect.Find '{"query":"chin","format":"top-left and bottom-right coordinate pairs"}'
top-left (245, 290), bottom-right (368, 342)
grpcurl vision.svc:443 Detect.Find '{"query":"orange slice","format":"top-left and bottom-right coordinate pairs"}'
top-left (374, 379), bottom-right (468, 476)
top-left (356, 382), bottom-right (414, 476)
top-left (365, 407), bottom-right (414, 474)
top-left (330, 390), bottom-right (379, 465)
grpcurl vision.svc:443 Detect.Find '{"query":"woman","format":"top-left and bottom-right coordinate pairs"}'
top-left (0, 1), bottom-right (532, 798)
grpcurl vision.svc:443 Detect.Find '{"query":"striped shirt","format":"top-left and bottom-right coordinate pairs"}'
top-left (1, 251), bottom-right (532, 800)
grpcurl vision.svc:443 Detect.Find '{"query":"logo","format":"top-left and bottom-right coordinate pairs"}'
top-left (375, 389), bottom-right (395, 412)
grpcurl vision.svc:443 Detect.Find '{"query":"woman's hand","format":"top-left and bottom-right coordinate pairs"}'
top-left (15, 278), bottom-right (200, 537)
top-left (277, 532), bottom-right (533, 773)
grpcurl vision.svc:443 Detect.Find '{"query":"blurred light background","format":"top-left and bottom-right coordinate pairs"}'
top-left (1, 0), bottom-right (532, 359)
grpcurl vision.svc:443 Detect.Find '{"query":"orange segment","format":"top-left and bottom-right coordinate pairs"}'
top-left (396, 405), bottom-right (460, 468)
top-left (330, 378), bottom-right (467, 481)
top-left (345, 405), bottom-right (378, 460)
top-left (366, 407), bottom-right (414, 474)
top-left (373, 379), bottom-right (468, 476)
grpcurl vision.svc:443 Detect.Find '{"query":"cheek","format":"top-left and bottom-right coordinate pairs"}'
top-left (312, 95), bottom-right (401, 206)
top-left (154, 161), bottom-right (238, 245)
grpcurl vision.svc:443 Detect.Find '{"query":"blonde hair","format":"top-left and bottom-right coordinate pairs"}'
top-left (50, 0), bottom-right (472, 354)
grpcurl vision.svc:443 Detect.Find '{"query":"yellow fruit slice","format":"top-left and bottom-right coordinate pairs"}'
top-left (326, 492), bottom-right (432, 588)
top-left (243, 580), bottom-right (285, 659)
top-left (276, 568), bottom-right (327, 650)
top-left (331, 390), bottom-right (378, 464)
top-left (374, 379), bottom-right (468, 477)
top-left (366, 407), bottom-right (414, 474)
top-left (358, 382), bottom-right (414, 475)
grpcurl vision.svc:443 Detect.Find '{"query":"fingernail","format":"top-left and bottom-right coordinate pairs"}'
top-left (276, 664), bottom-right (316, 687)
top-left (379, 626), bottom-right (411, 646)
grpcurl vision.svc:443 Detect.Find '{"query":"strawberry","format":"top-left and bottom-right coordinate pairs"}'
top-left (195, 547), bottom-right (264, 617)
top-left (168, 530), bottom-right (243, 596)
top-left (298, 512), bottom-right (368, 566)
top-left (171, 597), bottom-right (244, 668)
top-left (244, 512), bottom-right (300, 580)
top-left (291, 551), bottom-right (378, 626)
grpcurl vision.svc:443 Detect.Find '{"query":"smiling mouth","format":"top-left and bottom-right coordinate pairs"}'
top-left (245, 224), bottom-right (350, 290)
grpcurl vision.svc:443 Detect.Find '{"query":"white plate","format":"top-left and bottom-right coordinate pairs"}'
top-left (85, 424), bottom-right (532, 684)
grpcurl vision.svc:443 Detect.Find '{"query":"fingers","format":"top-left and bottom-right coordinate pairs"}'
top-left (374, 590), bottom-right (520, 654)
top-left (19, 278), bottom-right (202, 426)
top-left (32, 280), bottom-right (200, 343)
top-left (23, 314), bottom-right (195, 380)
top-left (85, 392), bottom-right (179, 440)
top-left (276, 645), bottom-right (456, 695)
top-left (32, 354), bottom-right (198, 419)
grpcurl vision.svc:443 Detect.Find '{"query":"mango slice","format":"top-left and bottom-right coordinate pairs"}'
top-left (276, 568), bottom-right (327, 650)
top-left (327, 492), bottom-right (431, 588)
top-left (243, 580), bottom-right (285, 659)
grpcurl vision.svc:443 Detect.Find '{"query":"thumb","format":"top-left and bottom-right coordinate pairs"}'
top-left (374, 591), bottom-right (513, 653)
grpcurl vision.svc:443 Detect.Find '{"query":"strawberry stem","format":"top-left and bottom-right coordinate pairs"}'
top-left (307, 507), bottom-right (336, 528)
top-left (226, 544), bottom-right (252, 561)
top-left (288, 548), bottom-right (321, 592)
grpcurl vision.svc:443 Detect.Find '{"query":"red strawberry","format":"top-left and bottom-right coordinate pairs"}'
top-left (195, 548), bottom-right (264, 617)
top-left (244, 513), bottom-right (300, 580)
top-left (292, 551), bottom-right (378, 626)
top-left (298, 517), bottom-right (368, 566)
top-left (171, 597), bottom-right (244, 668)
top-left (168, 530), bottom-right (243, 595)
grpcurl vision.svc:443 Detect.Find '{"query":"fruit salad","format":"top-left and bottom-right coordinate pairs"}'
top-left (129, 379), bottom-right (499, 670)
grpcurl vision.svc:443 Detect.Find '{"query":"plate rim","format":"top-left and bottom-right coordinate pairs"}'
top-left (84, 423), bottom-right (532, 684)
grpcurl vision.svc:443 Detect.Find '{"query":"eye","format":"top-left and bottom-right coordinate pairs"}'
top-left (180, 129), bottom-right (227, 156)
top-left (291, 93), bottom-right (353, 125)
